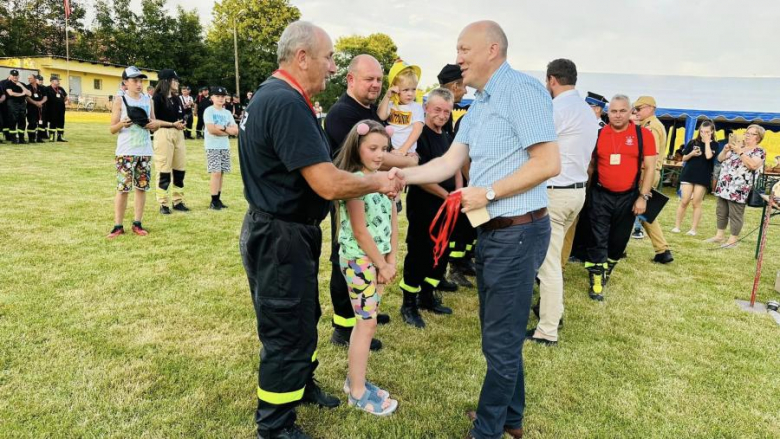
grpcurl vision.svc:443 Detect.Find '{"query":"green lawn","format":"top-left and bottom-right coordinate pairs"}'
top-left (1, 115), bottom-right (779, 438)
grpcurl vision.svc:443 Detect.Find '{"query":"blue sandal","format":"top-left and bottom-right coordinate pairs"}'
top-left (343, 377), bottom-right (390, 400)
top-left (348, 386), bottom-right (398, 416)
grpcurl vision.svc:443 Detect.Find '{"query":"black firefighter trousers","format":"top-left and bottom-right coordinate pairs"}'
top-left (239, 209), bottom-right (321, 432)
top-left (586, 185), bottom-right (638, 264)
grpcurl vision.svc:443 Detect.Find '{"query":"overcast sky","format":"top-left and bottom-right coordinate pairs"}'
top-left (125, 0), bottom-right (778, 87)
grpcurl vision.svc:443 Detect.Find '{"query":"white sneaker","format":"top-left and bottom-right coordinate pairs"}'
top-left (671, 227), bottom-right (681, 233)
top-left (686, 230), bottom-right (697, 236)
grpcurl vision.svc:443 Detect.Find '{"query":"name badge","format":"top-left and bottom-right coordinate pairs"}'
top-left (610, 154), bottom-right (621, 165)
top-left (34, 93), bottom-right (39, 98)
top-left (38, 119), bottom-right (43, 124)
top-left (56, 94), bottom-right (61, 98)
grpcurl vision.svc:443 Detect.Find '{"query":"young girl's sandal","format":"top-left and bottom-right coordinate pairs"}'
top-left (348, 387), bottom-right (398, 416)
top-left (343, 377), bottom-right (389, 400)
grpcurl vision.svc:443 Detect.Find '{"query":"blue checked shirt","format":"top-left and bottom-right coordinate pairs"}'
top-left (455, 62), bottom-right (557, 218)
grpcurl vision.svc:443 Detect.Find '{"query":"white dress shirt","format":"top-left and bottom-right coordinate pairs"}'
top-left (548, 89), bottom-right (600, 187)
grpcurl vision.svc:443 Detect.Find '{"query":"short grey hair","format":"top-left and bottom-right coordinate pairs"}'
top-left (611, 94), bottom-right (631, 106)
top-left (277, 21), bottom-right (320, 64)
top-left (427, 88), bottom-right (454, 104)
top-left (485, 21), bottom-right (508, 58)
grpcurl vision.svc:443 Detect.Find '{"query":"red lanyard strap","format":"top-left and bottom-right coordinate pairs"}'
top-left (272, 69), bottom-right (316, 116)
top-left (429, 192), bottom-right (462, 267)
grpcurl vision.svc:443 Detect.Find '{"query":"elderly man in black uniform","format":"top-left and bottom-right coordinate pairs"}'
top-left (238, 21), bottom-right (404, 439)
top-left (437, 63), bottom-right (478, 287)
top-left (25, 74), bottom-right (48, 143)
top-left (45, 76), bottom-right (68, 142)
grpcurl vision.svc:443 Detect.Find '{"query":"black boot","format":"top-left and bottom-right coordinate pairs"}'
top-left (57, 134), bottom-right (68, 142)
top-left (29, 133), bottom-right (36, 143)
top-left (257, 424), bottom-right (312, 439)
top-left (604, 259), bottom-right (618, 285)
top-left (300, 377), bottom-right (340, 408)
top-left (330, 326), bottom-right (382, 351)
top-left (586, 262), bottom-right (606, 301)
top-left (400, 290), bottom-right (425, 328)
top-left (418, 284), bottom-right (453, 315)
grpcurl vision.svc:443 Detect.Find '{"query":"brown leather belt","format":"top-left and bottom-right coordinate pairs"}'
top-left (481, 208), bottom-right (548, 231)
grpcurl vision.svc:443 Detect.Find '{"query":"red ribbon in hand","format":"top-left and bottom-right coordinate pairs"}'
top-left (429, 192), bottom-right (462, 268)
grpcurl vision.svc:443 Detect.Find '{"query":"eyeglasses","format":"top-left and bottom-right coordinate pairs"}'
top-left (744, 132), bottom-right (758, 136)
top-left (634, 106), bottom-right (649, 112)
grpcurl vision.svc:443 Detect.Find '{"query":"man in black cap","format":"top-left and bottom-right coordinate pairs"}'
top-left (45, 75), bottom-right (68, 142)
top-left (585, 91), bottom-right (608, 128)
top-left (25, 74), bottom-right (48, 143)
top-left (5, 70), bottom-right (31, 144)
top-left (437, 64), bottom-right (469, 138)
top-left (437, 63), bottom-right (477, 287)
top-left (195, 87), bottom-right (211, 139)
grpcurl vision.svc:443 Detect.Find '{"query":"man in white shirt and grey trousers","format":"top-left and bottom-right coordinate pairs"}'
top-left (528, 59), bottom-right (600, 345)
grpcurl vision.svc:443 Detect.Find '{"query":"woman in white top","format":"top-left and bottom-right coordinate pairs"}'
top-left (106, 66), bottom-right (161, 239)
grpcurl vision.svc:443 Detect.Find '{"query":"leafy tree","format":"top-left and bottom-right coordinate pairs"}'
top-left (313, 33), bottom-right (398, 111)
top-left (205, 0), bottom-right (300, 94)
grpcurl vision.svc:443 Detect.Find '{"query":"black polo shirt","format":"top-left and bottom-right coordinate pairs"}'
top-left (25, 83), bottom-right (46, 103)
top-left (46, 85), bottom-right (67, 109)
top-left (407, 124), bottom-right (456, 216)
top-left (239, 78), bottom-right (332, 223)
top-left (324, 93), bottom-right (382, 158)
top-left (6, 81), bottom-right (26, 104)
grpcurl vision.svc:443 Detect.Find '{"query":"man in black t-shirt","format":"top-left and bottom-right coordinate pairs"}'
top-left (238, 22), bottom-right (403, 439)
top-left (323, 54), bottom-right (394, 349)
top-left (5, 70), bottom-right (31, 144)
top-left (399, 88), bottom-right (457, 328)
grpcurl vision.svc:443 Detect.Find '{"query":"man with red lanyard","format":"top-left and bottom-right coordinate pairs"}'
top-left (585, 94), bottom-right (657, 300)
top-left (238, 21), bottom-right (403, 439)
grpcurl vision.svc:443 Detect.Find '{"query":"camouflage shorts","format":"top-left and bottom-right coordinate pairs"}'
top-left (115, 155), bottom-right (152, 192)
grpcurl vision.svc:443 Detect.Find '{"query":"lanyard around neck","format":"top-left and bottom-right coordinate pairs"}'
top-left (272, 69), bottom-right (316, 116)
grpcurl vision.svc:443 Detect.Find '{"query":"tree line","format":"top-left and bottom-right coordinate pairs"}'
top-left (0, 0), bottom-right (399, 109)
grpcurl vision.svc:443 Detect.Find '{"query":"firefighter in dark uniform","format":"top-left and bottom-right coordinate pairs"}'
top-left (399, 88), bottom-right (456, 328)
top-left (0, 77), bottom-right (6, 143)
top-left (45, 76), bottom-right (68, 142)
top-left (5, 70), bottom-right (31, 144)
top-left (437, 64), bottom-right (478, 287)
top-left (195, 86), bottom-right (211, 139)
top-left (237, 22), bottom-right (402, 439)
top-left (25, 74), bottom-right (48, 143)
top-left (565, 91), bottom-right (609, 264)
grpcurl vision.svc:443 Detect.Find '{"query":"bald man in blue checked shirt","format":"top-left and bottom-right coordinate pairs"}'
top-left (391, 20), bottom-right (560, 439)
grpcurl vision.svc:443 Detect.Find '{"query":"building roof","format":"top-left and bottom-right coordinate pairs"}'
top-left (0, 55), bottom-right (158, 73)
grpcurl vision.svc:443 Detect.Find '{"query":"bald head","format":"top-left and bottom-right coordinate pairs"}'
top-left (346, 54), bottom-right (383, 107)
top-left (461, 20), bottom-right (508, 58)
top-left (348, 54), bottom-right (381, 75)
top-left (457, 20), bottom-right (509, 91)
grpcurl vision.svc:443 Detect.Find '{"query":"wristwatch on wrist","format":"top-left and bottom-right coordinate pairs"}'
top-left (486, 186), bottom-right (496, 202)
top-left (642, 193), bottom-right (651, 201)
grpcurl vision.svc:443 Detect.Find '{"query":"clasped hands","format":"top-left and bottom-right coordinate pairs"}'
top-left (385, 167), bottom-right (489, 213)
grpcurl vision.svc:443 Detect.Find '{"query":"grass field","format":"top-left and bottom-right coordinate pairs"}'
top-left (1, 112), bottom-right (780, 438)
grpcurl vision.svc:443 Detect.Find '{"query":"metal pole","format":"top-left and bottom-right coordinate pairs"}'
top-left (750, 198), bottom-right (774, 307)
top-left (65, 14), bottom-right (70, 100)
top-left (233, 17), bottom-right (240, 99)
